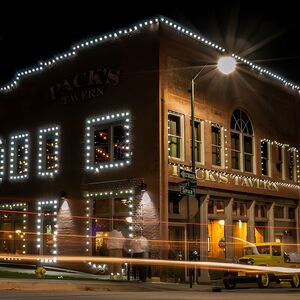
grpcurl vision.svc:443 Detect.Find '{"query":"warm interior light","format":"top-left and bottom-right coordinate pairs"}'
top-left (218, 220), bottom-right (225, 226)
top-left (217, 56), bottom-right (236, 75)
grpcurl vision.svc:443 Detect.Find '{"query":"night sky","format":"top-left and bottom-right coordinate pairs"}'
top-left (1, 2), bottom-right (300, 86)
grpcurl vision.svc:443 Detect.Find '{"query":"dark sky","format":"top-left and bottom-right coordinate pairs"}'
top-left (1, 2), bottom-right (300, 86)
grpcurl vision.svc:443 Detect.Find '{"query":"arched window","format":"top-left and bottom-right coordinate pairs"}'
top-left (230, 109), bottom-right (254, 172)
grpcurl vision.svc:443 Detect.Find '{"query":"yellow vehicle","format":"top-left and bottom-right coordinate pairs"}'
top-left (223, 242), bottom-right (300, 289)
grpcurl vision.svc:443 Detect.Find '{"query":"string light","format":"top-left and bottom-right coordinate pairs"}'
top-left (169, 161), bottom-right (300, 190)
top-left (85, 189), bottom-right (134, 267)
top-left (0, 139), bottom-right (4, 180)
top-left (36, 200), bottom-right (58, 263)
top-left (9, 133), bottom-right (29, 181)
top-left (0, 203), bottom-right (28, 255)
top-left (0, 16), bottom-right (298, 95)
top-left (85, 112), bottom-right (130, 173)
top-left (37, 126), bottom-right (60, 178)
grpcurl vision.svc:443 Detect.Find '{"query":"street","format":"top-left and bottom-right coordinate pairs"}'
top-left (0, 287), bottom-right (300, 300)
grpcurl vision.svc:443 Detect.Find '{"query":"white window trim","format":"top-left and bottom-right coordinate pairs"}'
top-left (168, 111), bottom-right (184, 161)
top-left (212, 123), bottom-right (224, 168)
top-left (37, 126), bottom-right (60, 178)
top-left (9, 133), bottom-right (29, 181)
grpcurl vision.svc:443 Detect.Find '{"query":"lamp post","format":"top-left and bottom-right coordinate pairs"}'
top-left (188, 56), bottom-right (236, 287)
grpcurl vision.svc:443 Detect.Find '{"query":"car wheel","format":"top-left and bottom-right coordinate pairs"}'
top-left (258, 273), bottom-right (270, 288)
top-left (290, 275), bottom-right (300, 288)
top-left (223, 278), bottom-right (236, 289)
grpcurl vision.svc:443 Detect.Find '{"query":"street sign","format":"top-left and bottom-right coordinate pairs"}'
top-left (179, 169), bottom-right (196, 180)
top-left (180, 186), bottom-right (195, 196)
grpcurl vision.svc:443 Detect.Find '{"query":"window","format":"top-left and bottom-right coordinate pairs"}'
top-left (9, 133), bottom-right (29, 181)
top-left (255, 204), bottom-right (266, 218)
top-left (230, 109), bottom-right (254, 172)
top-left (208, 199), bottom-right (226, 215)
top-left (37, 127), bottom-right (60, 177)
top-left (216, 200), bottom-right (225, 214)
top-left (36, 201), bottom-right (58, 257)
top-left (272, 245), bottom-right (281, 256)
top-left (288, 207), bottom-right (295, 220)
top-left (287, 148), bottom-right (297, 181)
top-left (274, 206), bottom-right (284, 219)
top-left (275, 145), bottom-right (284, 179)
top-left (0, 203), bottom-right (28, 255)
top-left (94, 125), bottom-right (125, 163)
top-left (233, 201), bottom-right (247, 217)
top-left (85, 112), bottom-right (130, 172)
top-left (168, 112), bottom-right (183, 159)
top-left (261, 140), bottom-right (270, 176)
top-left (190, 119), bottom-right (203, 163)
top-left (211, 123), bottom-right (224, 167)
top-left (208, 200), bottom-right (214, 214)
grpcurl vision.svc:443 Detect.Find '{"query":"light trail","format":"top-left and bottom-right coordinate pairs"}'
top-left (0, 254), bottom-right (299, 274)
top-left (1, 209), bottom-right (300, 230)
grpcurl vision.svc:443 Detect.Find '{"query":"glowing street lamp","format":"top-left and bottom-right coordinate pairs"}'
top-left (217, 56), bottom-right (237, 75)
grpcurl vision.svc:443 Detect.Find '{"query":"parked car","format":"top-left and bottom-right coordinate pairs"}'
top-left (223, 242), bottom-right (300, 289)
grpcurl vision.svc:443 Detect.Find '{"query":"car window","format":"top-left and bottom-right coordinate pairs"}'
top-left (272, 245), bottom-right (281, 256)
top-left (257, 246), bottom-right (270, 254)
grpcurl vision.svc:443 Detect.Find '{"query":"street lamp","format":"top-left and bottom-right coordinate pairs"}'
top-left (188, 56), bottom-right (236, 286)
top-left (191, 56), bottom-right (236, 173)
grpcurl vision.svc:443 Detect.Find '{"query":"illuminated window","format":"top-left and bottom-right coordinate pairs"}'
top-left (38, 127), bottom-right (60, 177)
top-left (85, 112), bottom-right (130, 172)
top-left (261, 141), bottom-right (270, 176)
top-left (211, 123), bottom-right (224, 167)
top-left (190, 119), bottom-right (204, 164)
top-left (94, 125), bottom-right (125, 163)
top-left (168, 112), bottom-right (183, 159)
top-left (9, 133), bottom-right (29, 180)
top-left (230, 109), bottom-right (254, 172)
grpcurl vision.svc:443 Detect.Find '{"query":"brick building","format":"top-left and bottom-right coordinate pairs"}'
top-left (0, 16), bottom-right (299, 278)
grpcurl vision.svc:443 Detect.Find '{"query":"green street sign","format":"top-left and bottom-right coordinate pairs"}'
top-left (180, 186), bottom-right (195, 196)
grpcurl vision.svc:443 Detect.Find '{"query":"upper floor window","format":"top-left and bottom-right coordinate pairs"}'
top-left (37, 126), bottom-right (60, 177)
top-left (230, 109), bottom-right (254, 172)
top-left (261, 140), bottom-right (270, 176)
top-left (275, 145), bottom-right (284, 179)
top-left (211, 123), bottom-right (224, 167)
top-left (85, 112), bottom-right (130, 172)
top-left (274, 206), bottom-right (284, 219)
top-left (9, 133), bottom-right (29, 181)
top-left (168, 112), bottom-right (183, 159)
top-left (190, 119), bottom-right (204, 164)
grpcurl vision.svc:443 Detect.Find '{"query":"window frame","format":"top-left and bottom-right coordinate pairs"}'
top-left (37, 126), bottom-right (60, 178)
top-left (230, 109), bottom-right (254, 173)
top-left (168, 111), bottom-right (184, 160)
top-left (85, 112), bottom-right (130, 173)
top-left (9, 133), bottom-right (30, 181)
top-left (190, 118), bottom-right (204, 164)
top-left (211, 123), bottom-right (224, 167)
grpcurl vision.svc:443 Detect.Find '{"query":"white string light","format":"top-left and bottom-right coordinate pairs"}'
top-left (0, 16), bottom-right (298, 95)
top-left (9, 133), bottom-right (29, 181)
top-left (36, 200), bottom-right (58, 264)
top-left (0, 139), bottom-right (4, 180)
top-left (85, 189), bottom-right (134, 268)
top-left (0, 203), bottom-right (28, 256)
top-left (37, 126), bottom-right (60, 178)
top-left (85, 112), bottom-right (130, 173)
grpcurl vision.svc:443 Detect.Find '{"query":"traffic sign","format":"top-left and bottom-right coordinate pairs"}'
top-left (179, 169), bottom-right (196, 180)
top-left (180, 186), bottom-right (195, 196)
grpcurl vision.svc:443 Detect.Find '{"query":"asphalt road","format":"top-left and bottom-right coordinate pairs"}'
top-left (0, 288), bottom-right (300, 300)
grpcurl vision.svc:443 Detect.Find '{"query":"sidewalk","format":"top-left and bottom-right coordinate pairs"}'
top-left (0, 264), bottom-right (216, 292)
